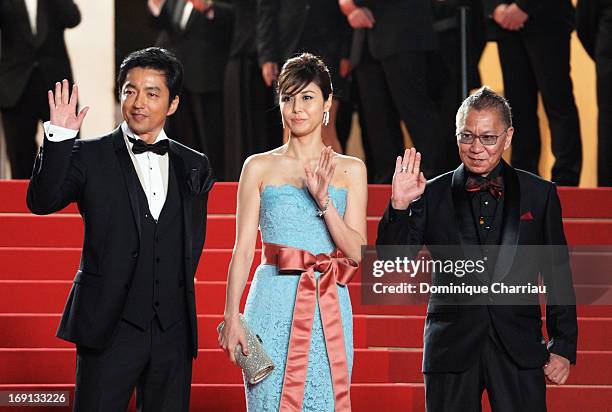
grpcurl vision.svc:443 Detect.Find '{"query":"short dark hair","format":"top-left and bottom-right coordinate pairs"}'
top-left (117, 47), bottom-right (183, 103)
top-left (456, 86), bottom-right (513, 132)
top-left (277, 53), bottom-right (332, 100)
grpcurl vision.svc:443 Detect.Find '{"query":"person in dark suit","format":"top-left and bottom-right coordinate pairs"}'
top-left (339, 0), bottom-right (444, 183)
top-left (27, 48), bottom-right (214, 411)
top-left (377, 87), bottom-right (578, 411)
top-left (223, 0), bottom-right (282, 181)
top-left (149, 0), bottom-right (232, 179)
top-left (576, 0), bottom-right (612, 187)
top-left (484, 0), bottom-right (582, 186)
top-left (257, 0), bottom-right (349, 153)
top-left (429, 0), bottom-right (487, 173)
top-left (0, 0), bottom-right (80, 179)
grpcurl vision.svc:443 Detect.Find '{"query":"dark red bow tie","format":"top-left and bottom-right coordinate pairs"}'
top-left (466, 176), bottom-right (503, 199)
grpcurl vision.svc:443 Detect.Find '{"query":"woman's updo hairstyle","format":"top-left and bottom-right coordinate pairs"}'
top-left (277, 53), bottom-right (333, 100)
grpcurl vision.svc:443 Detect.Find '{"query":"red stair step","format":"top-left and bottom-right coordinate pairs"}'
top-left (2, 214), bottom-right (612, 248)
top-left (1, 348), bottom-right (610, 385)
top-left (1, 383), bottom-right (610, 412)
top-left (3, 181), bottom-right (612, 218)
top-left (2, 314), bottom-right (610, 352)
top-left (2, 280), bottom-right (611, 319)
top-left (2, 247), bottom-right (611, 288)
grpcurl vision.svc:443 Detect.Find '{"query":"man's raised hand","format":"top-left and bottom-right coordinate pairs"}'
top-left (391, 148), bottom-right (426, 210)
top-left (48, 79), bottom-right (89, 131)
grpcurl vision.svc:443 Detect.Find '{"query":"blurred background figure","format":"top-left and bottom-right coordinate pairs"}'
top-left (340, 0), bottom-right (444, 183)
top-left (577, 0), bottom-right (612, 187)
top-left (256, 0), bottom-right (350, 154)
top-left (484, 0), bottom-right (583, 186)
top-left (149, 0), bottom-right (232, 179)
top-left (0, 0), bottom-right (81, 179)
top-left (428, 0), bottom-right (487, 172)
top-left (223, 0), bottom-right (282, 181)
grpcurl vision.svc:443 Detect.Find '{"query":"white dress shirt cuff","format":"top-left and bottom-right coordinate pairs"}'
top-left (44, 121), bottom-right (79, 142)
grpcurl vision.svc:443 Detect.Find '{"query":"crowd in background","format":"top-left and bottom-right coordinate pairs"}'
top-left (1, 0), bottom-right (611, 186)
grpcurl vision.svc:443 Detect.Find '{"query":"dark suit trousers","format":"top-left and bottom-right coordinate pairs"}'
top-left (1, 68), bottom-right (49, 179)
top-left (165, 89), bottom-right (224, 180)
top-left (355, 48), bottom-right (445, 183)
top-left (496, 30), bottom-right (582, 186)
top-left (424, 331), bottom-right (546, 412)
top-left (73, 317), bottom-right (192, 412)
top-left (594, 5), bottom-right (612, 186)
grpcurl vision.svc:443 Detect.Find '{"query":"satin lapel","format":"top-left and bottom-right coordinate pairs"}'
top-left (112, 127), bottom-right (142, 241)
top-left (168, 141), bottom-right (193, 267)
top-left (34, 0), bottom-right (48, 47)
top-left (491, 161), bottom-right (520, 282)
top-left (451, 164), bottom-right (490, 286)
top-left (12, 0), bottom-right (36, 44)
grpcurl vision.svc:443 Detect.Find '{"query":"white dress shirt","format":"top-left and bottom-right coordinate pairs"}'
top-left (44, 121), bottom-right (170, 221)
top-left (24, 0), bottom-right (38, 35)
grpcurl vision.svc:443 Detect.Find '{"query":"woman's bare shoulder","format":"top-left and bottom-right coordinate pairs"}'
top-left (333, 153), bottom-right (367, 183)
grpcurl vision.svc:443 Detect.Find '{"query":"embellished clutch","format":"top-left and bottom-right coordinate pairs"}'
top-left (217, 315), bottom-right (275, 384)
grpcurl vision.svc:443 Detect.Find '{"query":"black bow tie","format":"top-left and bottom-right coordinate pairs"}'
top-left (466, 175), bottom-right (504, 199)
top-left (128, 136), bottom-right (169, 155)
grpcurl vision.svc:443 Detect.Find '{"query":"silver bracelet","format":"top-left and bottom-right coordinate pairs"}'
top-left (316, 196), bottom-right (331, 217)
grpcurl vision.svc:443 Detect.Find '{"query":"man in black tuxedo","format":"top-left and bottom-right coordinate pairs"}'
top-left (27, 48), bottom-right (214, 411)
top-left (577, 0), bottom-right (612, 186)
top-left (0, 0), bottom-right (80, 179)
top-left (377, 87), bottom-right (578, 411)
top-left (149, 0), bottom-right (232, 179)
top-left (484, 0), bottom-right (582, 186)
top-left (339, 0), bottom-right (445, 183)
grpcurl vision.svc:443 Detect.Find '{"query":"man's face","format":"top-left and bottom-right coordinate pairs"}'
top-left (457, 108), bottom-right (513, 176)
top-left (120, 67), bottom-right (178, 143)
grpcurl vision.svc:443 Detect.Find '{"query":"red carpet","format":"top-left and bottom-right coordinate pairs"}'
top-left (1, 181), bottom-right (611, 411)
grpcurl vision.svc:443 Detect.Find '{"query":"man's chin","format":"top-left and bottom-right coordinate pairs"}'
top-left (465, 163), bottom-right (492, 176)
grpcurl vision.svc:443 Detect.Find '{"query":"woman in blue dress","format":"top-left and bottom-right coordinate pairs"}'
top-left (219, 53), bottom-right (368, 411)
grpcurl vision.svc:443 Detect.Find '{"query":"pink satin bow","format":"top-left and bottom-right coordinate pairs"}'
top-left (261, 243), bottom-right (359, 411)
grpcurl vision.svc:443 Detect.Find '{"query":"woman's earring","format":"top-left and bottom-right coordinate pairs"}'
top-left (323, 111), bottom-right (330, 126)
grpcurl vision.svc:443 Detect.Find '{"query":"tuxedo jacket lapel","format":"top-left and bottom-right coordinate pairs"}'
top-left (491, 160), bottom-right (520, 282)
top-left (12, 0), bottom-right (36, 44)
top-left (112, 128), bottom-right (142, 241)
top-left (451, 164), bottom-right (490, 286)
top-left (168, 141), bottom-right (194, 271)
top-left (34, 0), bottom-right (49, 47)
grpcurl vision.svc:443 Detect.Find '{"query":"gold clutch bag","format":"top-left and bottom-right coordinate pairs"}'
top-left (217, 315), bottom-right (275, 384)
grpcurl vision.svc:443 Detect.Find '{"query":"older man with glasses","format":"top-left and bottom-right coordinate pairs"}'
top-left (378, 86), bottom-right (578, 411)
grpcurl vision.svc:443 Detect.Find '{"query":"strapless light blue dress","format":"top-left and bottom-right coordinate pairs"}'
top-left (243, 184), bottom-right (354, 411)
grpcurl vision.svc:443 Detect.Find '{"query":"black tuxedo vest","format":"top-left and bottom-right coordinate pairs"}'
top-left (122, 160), bottom-right (187, 330)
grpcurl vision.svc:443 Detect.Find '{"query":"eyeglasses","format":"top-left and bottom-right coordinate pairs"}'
top-left (456, 130), bottom-right (507, 146)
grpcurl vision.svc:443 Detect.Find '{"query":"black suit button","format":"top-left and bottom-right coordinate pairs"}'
top-left (155, 279), bottom-right (160, 285)
top-left (156, 258), bottom-right (160, 263)
top-left (132, 252), bottom-right (139, 258)
top-left (155, 301), bottom-right (160, 307)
